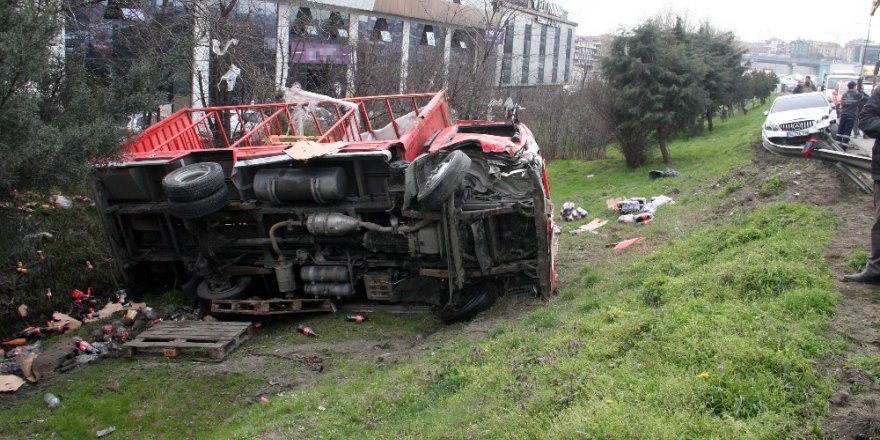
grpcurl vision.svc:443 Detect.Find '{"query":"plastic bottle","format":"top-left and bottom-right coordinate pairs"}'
top-left (346, 314), bottom-right (367, 323)
top-left (44, 393), bottom-right (60, 409)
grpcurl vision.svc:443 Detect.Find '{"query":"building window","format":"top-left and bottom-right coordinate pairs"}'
top-left (293, 8), bottom-right (316, 38)
top-left (564, 28), bottom-right (572, 83)
top-left (521, 24), bottom-right (531, 84)
top-left (420, 24), bottom-right (436, 46)
top-left (538, 24), bottom-right (546, 84)
top-left (371, 17), bottom-right (390, 42)
top-left (552, 27), bottom-right (560, 83)
top-left (501, 19), bottom-right (514, 84)
top-left (326, 11), bottom-right (347, 38)
top-left (451, 29), bottom-right (468, 49)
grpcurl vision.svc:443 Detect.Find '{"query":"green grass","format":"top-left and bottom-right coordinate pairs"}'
top-left (1, 361), bottom-right (263, 439)
top-left (851, 355), bottom-right (880, 384)
top-left (201, 202), bottom-right (840, 440)
top-left (845, 249), bottom-right (870, 273)
top-left (0, 101), bottom-right (845, 439)
top-left (761, 175), bottom-right (786, 197)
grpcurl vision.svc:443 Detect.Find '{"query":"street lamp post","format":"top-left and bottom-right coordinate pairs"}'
top-left (860, 15), bottom-right (873, 83)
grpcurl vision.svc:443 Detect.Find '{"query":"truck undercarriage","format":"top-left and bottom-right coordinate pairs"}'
top-left (91, 90), bottom-right (556, 322)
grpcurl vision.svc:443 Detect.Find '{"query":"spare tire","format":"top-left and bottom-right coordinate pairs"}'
top-left (417, 150), bottom-right (471, 210)
top-left (168, 185), bottom-right (229, 219)
top-left (163, 162), bottom-right (225, 202)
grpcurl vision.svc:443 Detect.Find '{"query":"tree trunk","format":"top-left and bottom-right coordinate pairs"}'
top-left (658, 130), bottom-right (671, 163)
top-left (705, 107), bottom-right (714, 131)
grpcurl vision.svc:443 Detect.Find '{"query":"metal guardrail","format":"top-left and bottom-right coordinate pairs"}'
top-left (761, 135), bottom-right (872, 171)
top-left (761, 134), bottom-right (873, 193)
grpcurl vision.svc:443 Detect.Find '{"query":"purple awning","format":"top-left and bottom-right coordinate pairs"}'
top-left (290, 41), bottom-right (352, 65)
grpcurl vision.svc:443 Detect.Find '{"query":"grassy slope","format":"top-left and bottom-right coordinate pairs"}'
top-left (0, 104), bottom-right (843, 439)
top-left (205, 105), bottom-right (841, 438)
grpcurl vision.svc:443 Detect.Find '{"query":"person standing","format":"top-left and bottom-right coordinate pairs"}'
top-left (837, 81), bottom-right (863, 146)
top-left (854, 84), bottom-right (870, 138)
top-left (844, 84), bottom-right (880, 283)
top-left (804, 75), bottom-right (818, 92)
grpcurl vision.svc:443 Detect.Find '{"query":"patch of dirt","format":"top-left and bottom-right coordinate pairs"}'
top-left (721, 143), bottom-right (880, 440)
top-left (191, 294), bottom-right (545, 402)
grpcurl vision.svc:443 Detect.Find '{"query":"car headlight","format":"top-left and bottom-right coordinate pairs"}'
top-left (764, 124), bottom-right (780, 131)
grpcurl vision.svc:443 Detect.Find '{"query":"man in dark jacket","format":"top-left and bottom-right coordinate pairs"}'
top-left (837, 81), bottom-right (865, 145)
top-left (845, 85), bottom-right (880, 283)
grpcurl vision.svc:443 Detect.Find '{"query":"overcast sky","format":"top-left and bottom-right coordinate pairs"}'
top-left (554, 0), bottom-right (877, 44)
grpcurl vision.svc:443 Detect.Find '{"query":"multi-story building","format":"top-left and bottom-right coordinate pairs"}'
top-left (572, 35), bottom-right (604, 85)
top-left (764, 38), bottom-right (787, 55)
top-left (64, 0), bottom-right (577, 110)
top-left (813, 41), bottom-right (842, 60)
top-left (789, 39), bottom-right (814, 58)
top-left (844, 39), bottom-right (880, 64)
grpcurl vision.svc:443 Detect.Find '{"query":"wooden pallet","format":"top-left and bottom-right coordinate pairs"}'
top-left (210, 298), bottom-right (335, 315)
top-left (123, 321), bottom-right (252, 361)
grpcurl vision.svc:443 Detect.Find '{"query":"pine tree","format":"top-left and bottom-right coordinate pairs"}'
top-left (0, 1), bottom-right (120, 193)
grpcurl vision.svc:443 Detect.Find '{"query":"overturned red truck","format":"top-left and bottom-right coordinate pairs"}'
top-left (91, 90), bottom-right (556, 322)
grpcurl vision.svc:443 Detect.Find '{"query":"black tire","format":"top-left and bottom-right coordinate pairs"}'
top-left (196, 276), bottom-right (251, 301)
top-left (168, 185), bottom-right (229, 219)
top-left (438, 287), bottom-right (499, 324)
top-left (163, 162), bottom-right (225, 202)
top-left (417, 150), bottom-right (471, 210)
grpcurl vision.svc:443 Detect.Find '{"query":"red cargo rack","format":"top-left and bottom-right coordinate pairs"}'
top-left (122, 91), bottom-right (451, 162)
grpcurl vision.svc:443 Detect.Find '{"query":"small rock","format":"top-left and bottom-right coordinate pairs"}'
top-left (828, 390), bottom-right (851, 406)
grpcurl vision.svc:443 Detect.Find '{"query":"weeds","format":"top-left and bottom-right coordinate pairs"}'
top-left (846, 249), bottom-right (870, 273)
top-left (761, 175), bottom-right (786, 197)
top-left (851, 356), bottom-right (880, 384)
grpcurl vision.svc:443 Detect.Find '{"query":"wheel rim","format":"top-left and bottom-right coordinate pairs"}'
top-left (177, 167), bottom-right (208, 183)
top-left (426, 158), bottom-right (452, 186)
top-left (197, 276), bottom-right (250, 300)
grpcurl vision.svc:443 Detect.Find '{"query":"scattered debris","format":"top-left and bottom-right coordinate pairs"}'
top-left (346, 314), bottom-right (368, 323)
top-left (52, 195), bottom-right (73, 209)
top-left (51, 313), bottom-right (82, 331)
top-left (297, 324), bottom-right (319, 338)
top-left (560, 202), bottom-right (588, 221)
top-left (609, 195), bottom-right (675, 224)
top-left (0, 375), bottom-right (25, 392)
top-left (96, 426), bottom-right (116, 437)
top-left (643, 195), bottom-right (675, 213)
top-left (97, 303), bottom-right (124, 319)
top-left (610, 237), bottom-right (646, 250)
top-left (618, 213), bottom-right (653, 225)
top-left (43, 392), bottom-right (60, 408)
top-left (648, 168), bottom-right (681, 180)
top-left (571, 219), bottom-right (608, 235)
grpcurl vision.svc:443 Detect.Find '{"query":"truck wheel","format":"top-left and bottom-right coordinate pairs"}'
top-left (163, 162), bottom-right (225, 202)
top-left (196, 276), bottom-right (251, 301)
top-left (168, 185), bottom-right (229, 219)
top-left (438, 286), bottom-right (499, 324)
top-left (417, 150), bottom-right (471, 210)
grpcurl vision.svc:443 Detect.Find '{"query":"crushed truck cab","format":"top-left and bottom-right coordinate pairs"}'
top-left (91, 90), bottom-right (557, 322)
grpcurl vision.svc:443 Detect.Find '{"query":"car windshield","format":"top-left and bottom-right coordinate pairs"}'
top-left (770, 94), bottom-right (828, 113)
top-left (826, 75), bottom-right (857, 90)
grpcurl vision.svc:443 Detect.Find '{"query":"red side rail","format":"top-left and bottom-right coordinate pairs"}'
top-left (122, 91), bottom-right (449, 160)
